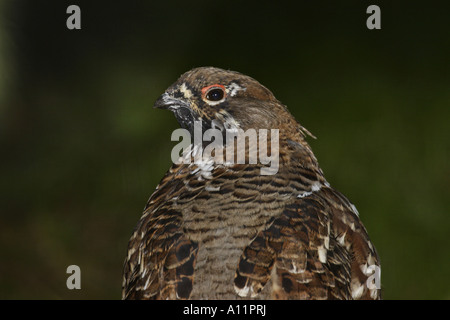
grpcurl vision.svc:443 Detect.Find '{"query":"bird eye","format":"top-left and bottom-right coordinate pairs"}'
top-left (207, 88), bottom-right (224, 101)
top-left (201, 84), bottom-right (226, 104)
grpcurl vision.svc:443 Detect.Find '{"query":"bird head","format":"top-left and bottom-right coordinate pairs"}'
top-left (154, 67), bottom-right (305, 140)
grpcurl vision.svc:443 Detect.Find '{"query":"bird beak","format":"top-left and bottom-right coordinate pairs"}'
top-left (153, 92), bottom-right (190, 111)
top-left (154, 92), bottom-right (196, 132)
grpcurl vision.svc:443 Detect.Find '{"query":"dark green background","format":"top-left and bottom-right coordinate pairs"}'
top-left (0, 0), bottom-right (449, 299)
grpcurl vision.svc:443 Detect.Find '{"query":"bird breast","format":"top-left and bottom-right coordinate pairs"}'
top-left (171, 165), bottom-right (288, 299)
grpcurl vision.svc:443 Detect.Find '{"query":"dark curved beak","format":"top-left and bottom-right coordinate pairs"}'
top-left (153, 92), bottom-right (195, 132)
top-left (153, 92), bottom-right (190, 110)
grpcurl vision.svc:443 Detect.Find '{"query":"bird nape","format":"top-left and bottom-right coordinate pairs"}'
top-left (122, 67), bottom-right (381, 300)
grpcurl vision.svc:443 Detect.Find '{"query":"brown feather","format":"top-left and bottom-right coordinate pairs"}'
top-left (122, 67), bottom-right (381, 300)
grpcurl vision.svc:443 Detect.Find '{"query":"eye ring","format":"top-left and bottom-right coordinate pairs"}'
top-left (201, 84), bottom-right (227, 104)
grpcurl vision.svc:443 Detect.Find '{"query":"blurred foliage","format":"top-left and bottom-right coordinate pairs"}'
top-left (0, 0), bottom-right (449, 299)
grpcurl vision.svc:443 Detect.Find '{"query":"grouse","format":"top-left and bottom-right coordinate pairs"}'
top-left (122, 67), bottom-right (381, 300)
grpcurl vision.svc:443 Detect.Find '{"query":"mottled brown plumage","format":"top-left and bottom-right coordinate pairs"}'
top-left (122, 67), bottom-right (381, 300)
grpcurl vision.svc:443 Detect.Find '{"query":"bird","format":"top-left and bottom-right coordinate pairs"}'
top-left (122, 67), bottom-right (381, 300)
